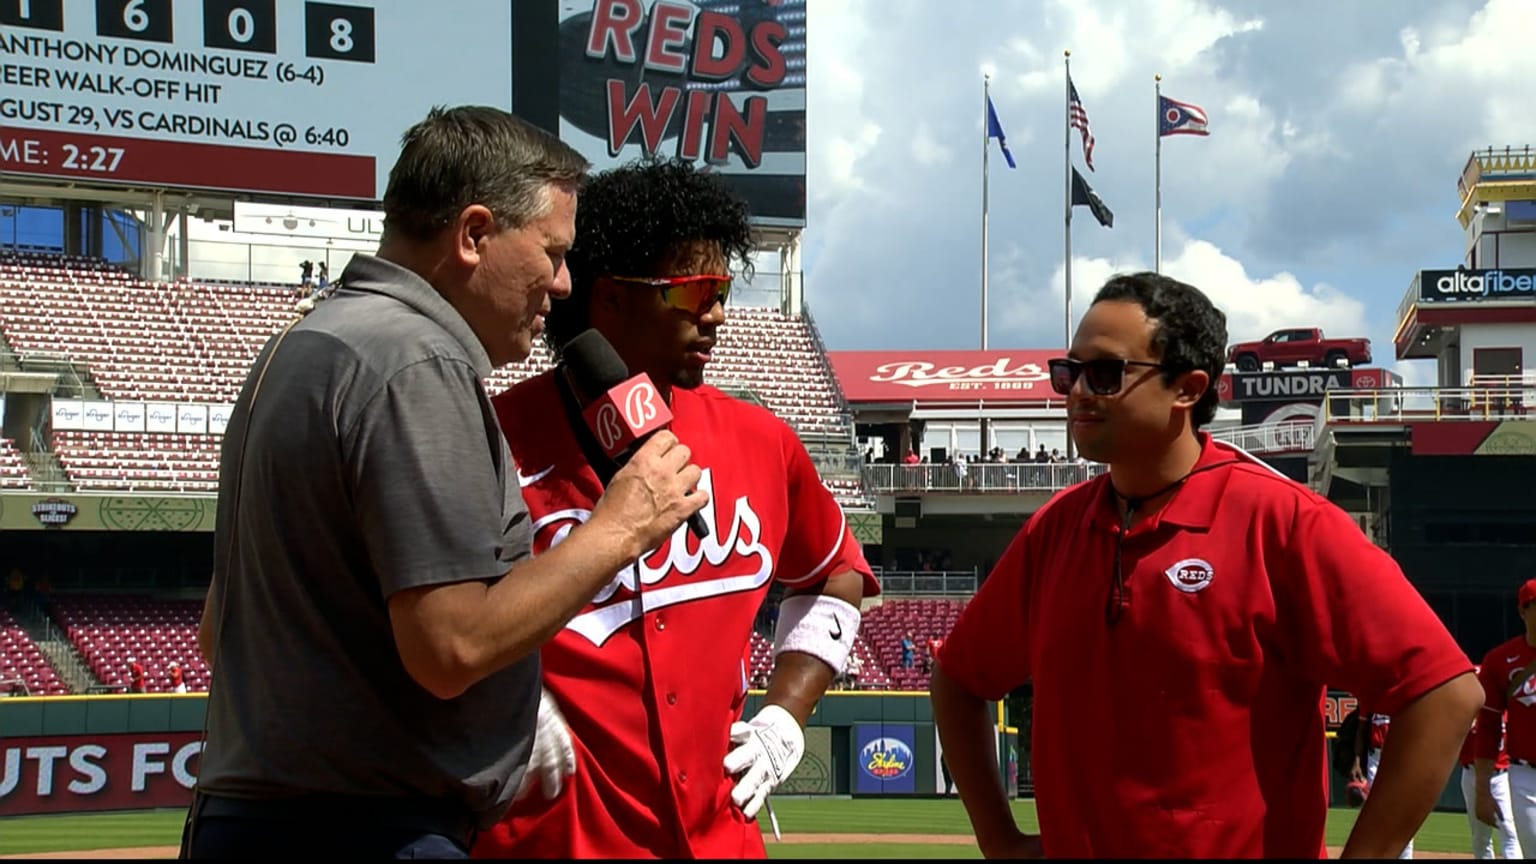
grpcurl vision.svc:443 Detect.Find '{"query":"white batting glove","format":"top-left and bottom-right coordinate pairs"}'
top-left (516, 687), bottom-right (576, 801)
top-left (722, 704), bottom-right (804, 819)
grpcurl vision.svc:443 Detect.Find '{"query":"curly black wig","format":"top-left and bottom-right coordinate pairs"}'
top-left (1092, 271), bottom-right (1228, 428)
top-left (544, 157), bottom-right (756, 356)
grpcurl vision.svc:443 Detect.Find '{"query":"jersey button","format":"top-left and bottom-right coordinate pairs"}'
top-left (678, 770), bottom-right (687, 783)
top-left (666, 692), bottom-right (678, 705)
top-left (655, 615), bottom-right (666, 631)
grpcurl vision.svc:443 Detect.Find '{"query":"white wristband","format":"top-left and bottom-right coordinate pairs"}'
top-left (773, 594), bottom-right (861, 674)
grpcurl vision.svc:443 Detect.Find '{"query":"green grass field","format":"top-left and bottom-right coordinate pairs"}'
top-left (0, 798), bottom-right (1481, 858)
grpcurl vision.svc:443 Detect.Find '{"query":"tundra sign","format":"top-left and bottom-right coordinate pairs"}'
top-left (1418, 268), bottom-right (1536, 303)
top-left (827, 350), bottom-right (1058, 404)
top-left (1217, 367), bottom-right (1394, 405)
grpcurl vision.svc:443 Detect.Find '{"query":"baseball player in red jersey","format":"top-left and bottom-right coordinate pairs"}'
top-left (931, 273), bottom-right (1482, 859)
top-left (1475, 578), bottom-right (1536, 855)
top-left (1460, 666), bottom-right (1521, 859)
top-left (471, 157), bottom-right (878, 859)
top-left (1351, 710), bottom-right (1412, 858)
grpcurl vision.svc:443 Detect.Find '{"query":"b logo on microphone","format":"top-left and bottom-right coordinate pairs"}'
top-left (624, 382), bottom-right (659, 429)
top-left (593, 403), bottom-right (625, 452)
top-left (583, 374), bottom-right (675, 460)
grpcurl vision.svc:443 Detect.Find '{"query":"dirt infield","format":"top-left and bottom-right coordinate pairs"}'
top-left (3, 838), bottom-right (1474, 858)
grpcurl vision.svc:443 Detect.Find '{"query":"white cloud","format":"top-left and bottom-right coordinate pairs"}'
top-left (806, 0), bottom-right (881, 205)
top-left (996, 238), bottom-right (1368, 350)
top-left (910, 122), bottom-right (952, 167)
top-left (1334, 0), bottom-right (1536, 147)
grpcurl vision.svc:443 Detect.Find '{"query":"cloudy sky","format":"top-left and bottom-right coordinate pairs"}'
top-left (796, 0), bottom-right (1536, 385)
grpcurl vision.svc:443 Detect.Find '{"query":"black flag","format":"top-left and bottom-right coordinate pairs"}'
top-left (1071, 167), bottom-right (1114, 228)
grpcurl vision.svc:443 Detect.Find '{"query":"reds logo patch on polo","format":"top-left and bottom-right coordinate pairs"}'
top-left (1165, 558), bottom-right (1215, 593)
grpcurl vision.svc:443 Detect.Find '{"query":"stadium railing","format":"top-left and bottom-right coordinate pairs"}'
top-left (874, 569), bottom-right (980, 596)
top-left (862, 461), bottom-right (1105, 493)
top-left (1322, 385), bottom-right (1534, 422)
top-left (1207, 421), bottom-right (1316, 454)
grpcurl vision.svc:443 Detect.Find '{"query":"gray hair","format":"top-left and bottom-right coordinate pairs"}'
top-left (382, 105), bottom-right (589, 242)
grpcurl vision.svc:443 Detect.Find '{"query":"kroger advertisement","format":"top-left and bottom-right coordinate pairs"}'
top-left (1418, 268), bottom-right (1536, 303)
top-left (854, 723), bottom-right (916, 794)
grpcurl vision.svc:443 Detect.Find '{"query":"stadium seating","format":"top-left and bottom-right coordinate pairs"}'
top-left (45, 594), bottom-right (209, 693)
top-left (860, 598), bottom-right (968, 691)
top-left (0, 608), bottom-right (70, 696)
top-left (745, 628), bottom-right (892, 690)
top-left (1, 437), bottom-right (31, 489)
top-left (1, 253), bottom-right (863, 495)
top-left (52, 431), bottom-right (220, 493)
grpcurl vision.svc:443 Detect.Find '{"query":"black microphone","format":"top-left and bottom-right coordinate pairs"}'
top-left (561, 330), bottom-right (710, 540)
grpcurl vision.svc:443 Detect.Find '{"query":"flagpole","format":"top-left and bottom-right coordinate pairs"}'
top-left (1063, 51), bottom-right (1073, 352)
top-left (1155, 74), bottom-right (1163, 274)
top-left (1064, 50), bottom-right (1075, 461)
top-left (981, 74), bottom-right (990, 351)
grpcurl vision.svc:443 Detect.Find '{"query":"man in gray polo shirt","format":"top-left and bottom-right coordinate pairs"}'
top-left (185, 106), bottom-right (709, 859)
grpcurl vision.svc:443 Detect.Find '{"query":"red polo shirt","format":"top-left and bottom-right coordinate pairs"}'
top-left (938, 434), bottom-right (1471, 859)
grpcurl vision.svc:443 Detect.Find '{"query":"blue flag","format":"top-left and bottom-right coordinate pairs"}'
top-left (986, 95), bottom-right (1016, 169)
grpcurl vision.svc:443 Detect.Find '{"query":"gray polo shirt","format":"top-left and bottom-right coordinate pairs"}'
top-left (199, 253), bottom-right (537, 828)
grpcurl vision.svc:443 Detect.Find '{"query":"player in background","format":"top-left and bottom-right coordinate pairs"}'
top-left (1352, 710), bottom-right (1412, 857)
top-left (1459, 666), bottom-right (1521, 859)
top-left (472, 157), bottom-right (878, 859)
top-left (930, 272), bottom-right (1482, 859)
top-left (1475, 578), bottom-right (1536, 856)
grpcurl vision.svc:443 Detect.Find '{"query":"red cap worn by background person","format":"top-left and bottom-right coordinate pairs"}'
top-left (1518, 578), bottom-right (1536, 607)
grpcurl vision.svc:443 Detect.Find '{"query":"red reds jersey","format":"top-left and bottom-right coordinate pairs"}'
top-left (473, 372), bottom-right (875, 859)
top-left (1460, 714), bottom-right (1511, 769)
top-left (937, 434), bottom-right (1472, 859)
top-left (1361, 712), bottom-right (1390, 752)
top-left (1477, 637), bottom-right (1536, 764)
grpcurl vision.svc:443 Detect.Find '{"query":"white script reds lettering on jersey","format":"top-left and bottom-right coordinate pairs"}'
top-left (533, 466), bottom-right (776, 647)
top-left (482, 371), bottom-right (874, 859)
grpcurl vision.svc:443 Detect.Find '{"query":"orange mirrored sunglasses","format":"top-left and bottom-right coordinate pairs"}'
top-left (607, 274), bottom-right (732, 315)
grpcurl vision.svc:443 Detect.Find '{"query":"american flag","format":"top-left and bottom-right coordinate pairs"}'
top-left (1068, 77), bottom-right (1095, 171)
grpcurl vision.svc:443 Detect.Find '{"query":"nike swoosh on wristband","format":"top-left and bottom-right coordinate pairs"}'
top-left (831, 620), bottom-right (842, 640)
top-left (517, 465), bottom-right (555, 488)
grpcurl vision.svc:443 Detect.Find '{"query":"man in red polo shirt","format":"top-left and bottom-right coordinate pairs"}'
top-left (931, 271), bottom-right (1482, 859)
top-left (1474, 579), bottom-right (1536, 856)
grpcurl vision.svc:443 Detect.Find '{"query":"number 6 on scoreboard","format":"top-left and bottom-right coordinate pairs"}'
top-left (94, 0), bottom-right (173, 43)
top-left (303, 1), bottom-right (374, 63)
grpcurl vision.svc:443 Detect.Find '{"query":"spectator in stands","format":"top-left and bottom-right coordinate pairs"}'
top-left (168, 660), bottom-right (187, 694)
top-left (474, 156), bottom-right (877, 859)
top-left (188, 107), bottom-right (705, 860)
top-left (903, 448), bottom-right (920, 465)
top-left (298, 259), bottom-right (314, 293)
top-left (844, 652), bottom-right (863, 691)
top-left (931, 271), bottom-right (1480, 859)
top-left (127, 657), bottom-right (145, 693)
top-left (925, 633), bottom-right (944, 674)
top-left (901, 633), bottom-right (916, 669)
top-left (316, 261), bottom-right (329, 293)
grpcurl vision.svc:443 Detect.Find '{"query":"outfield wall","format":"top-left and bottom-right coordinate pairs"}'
top-left (0, 692), bottom-right (1456, 818)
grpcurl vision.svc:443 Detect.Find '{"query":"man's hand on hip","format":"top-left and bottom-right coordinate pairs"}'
top-left (516, 687), bottom-right (576, 801)
top-left (723, 704), bottom-right (804, 818)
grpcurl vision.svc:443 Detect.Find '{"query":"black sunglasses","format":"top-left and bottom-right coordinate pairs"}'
top-left (1049, 357), bottom-right (1170, 396)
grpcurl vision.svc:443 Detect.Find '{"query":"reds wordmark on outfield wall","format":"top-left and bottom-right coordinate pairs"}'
top-left (0, 732), bottom-right (202, 816)
top-left (0, 0), bottom-right (514, 199)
